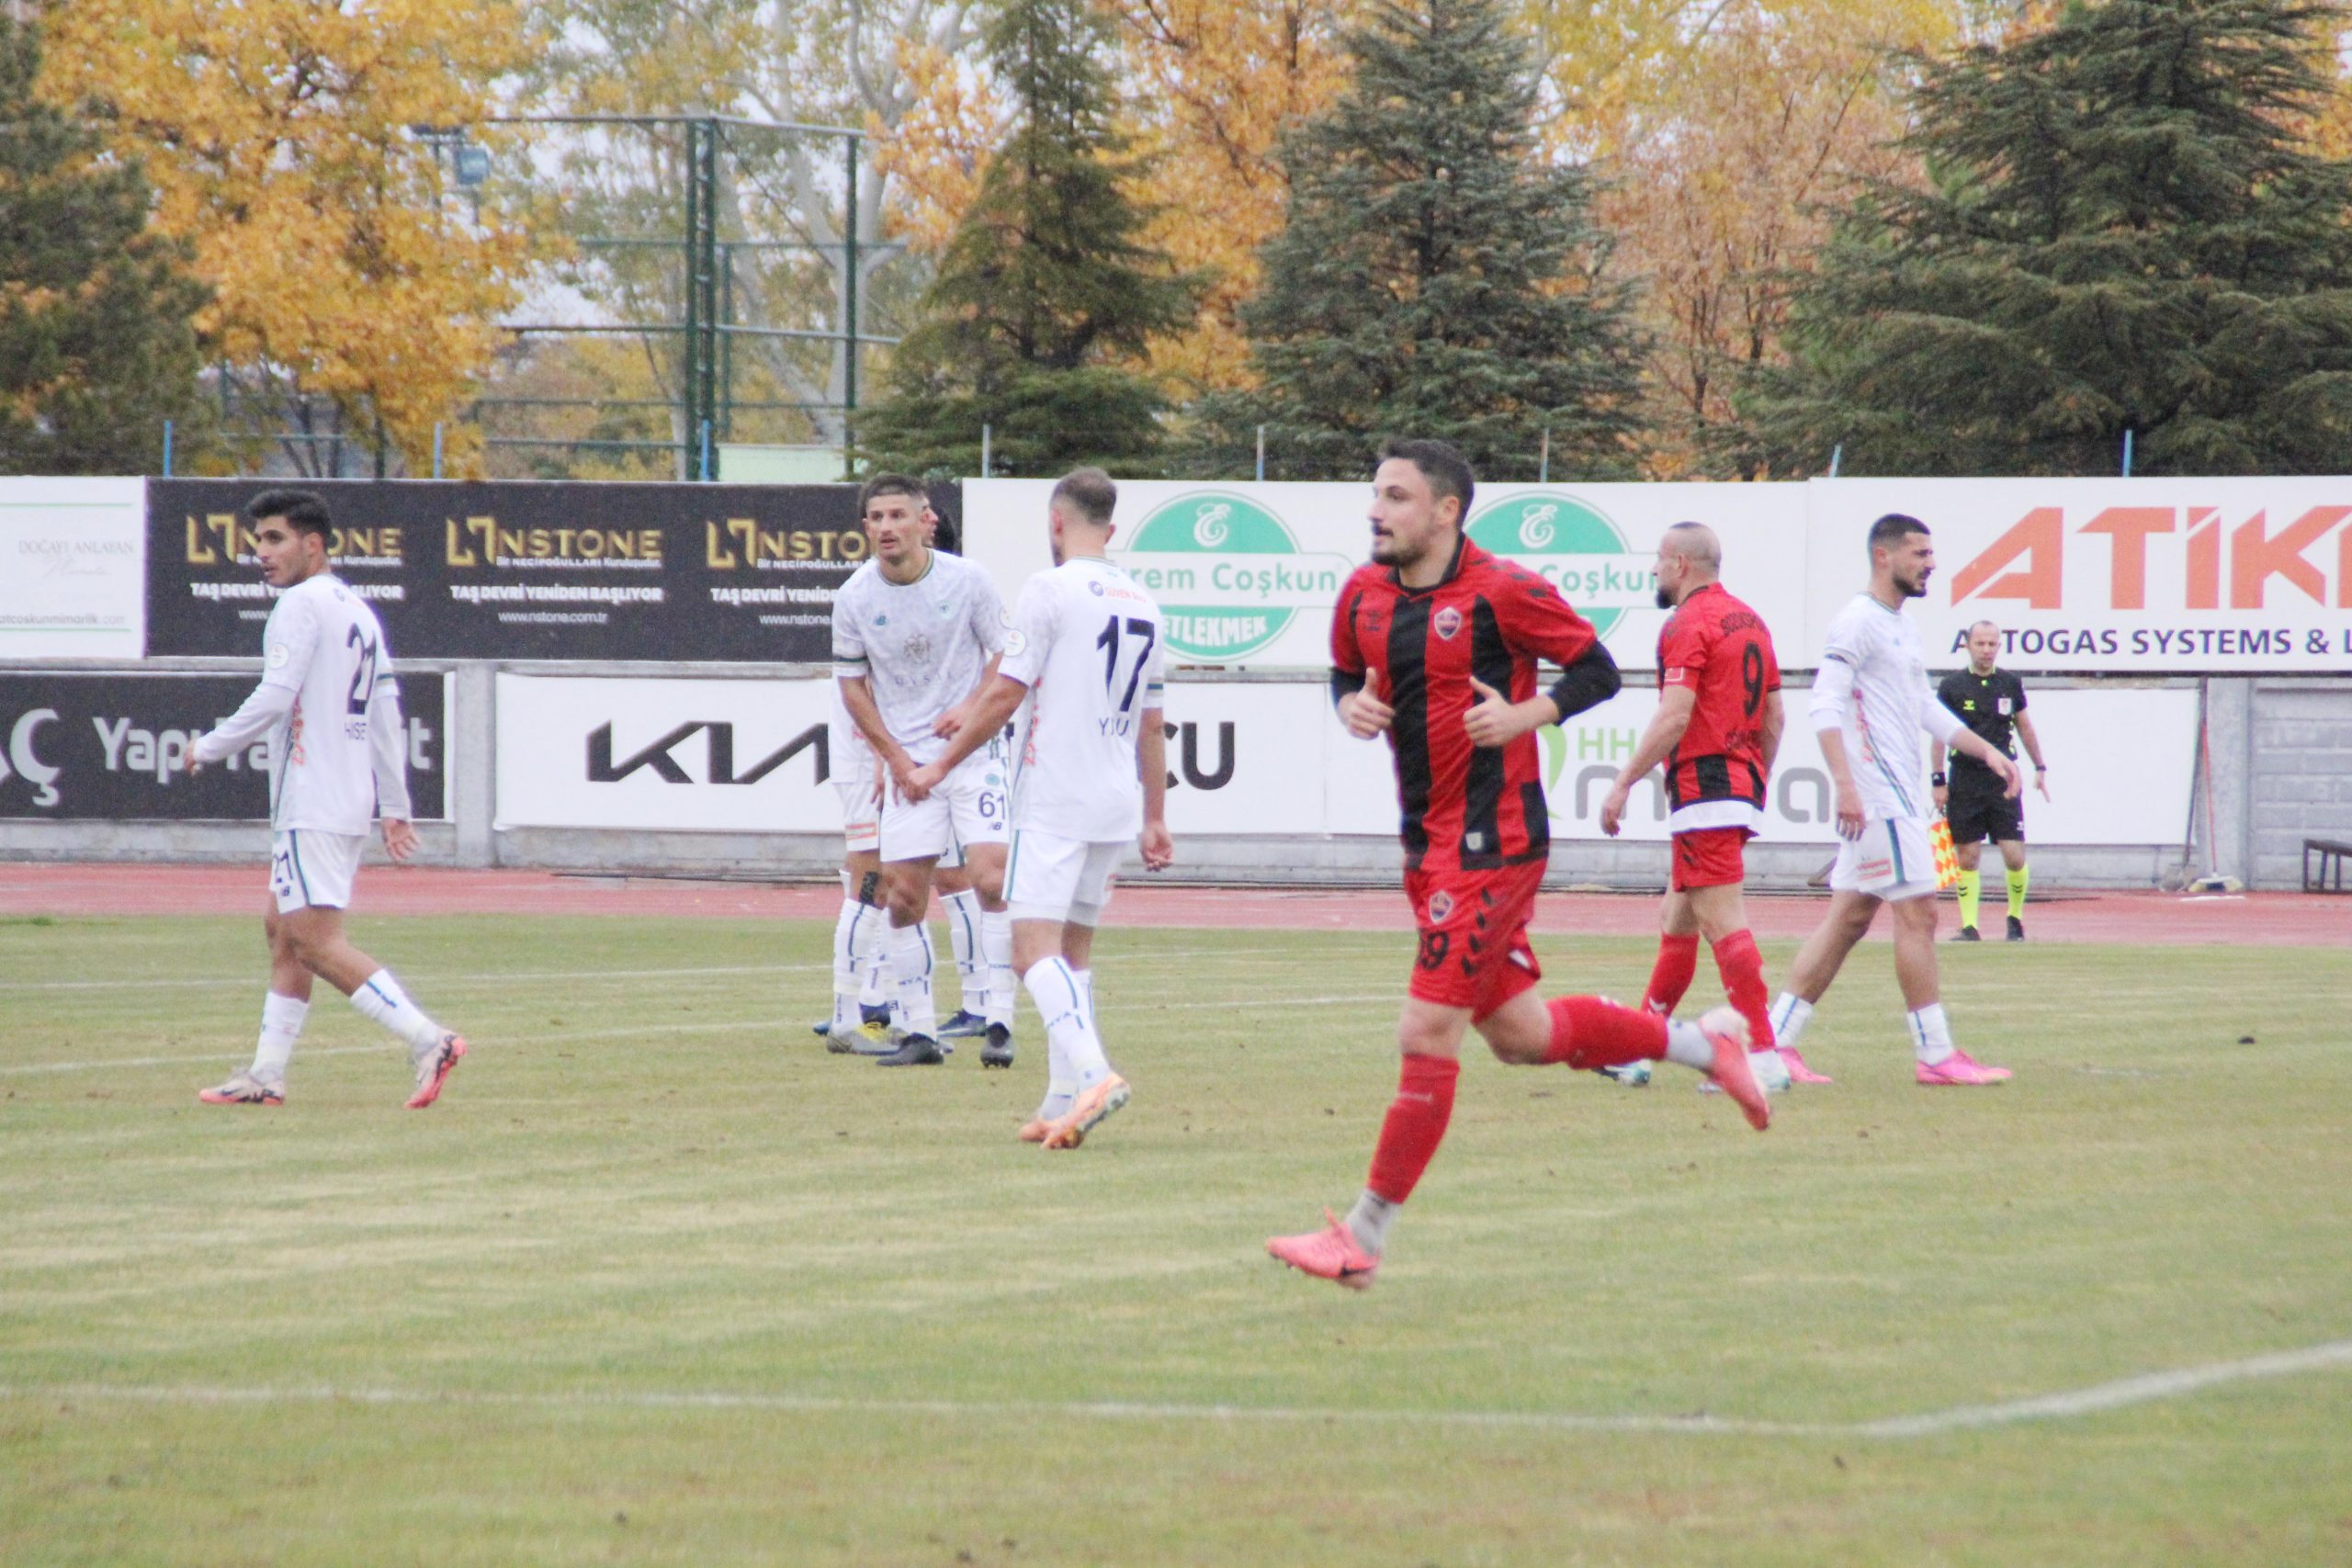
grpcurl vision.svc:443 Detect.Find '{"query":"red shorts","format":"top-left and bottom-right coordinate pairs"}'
top-left (1403, 861), bottom-right (1544, 1020)
top-left (1670, 827), bottom-right (1751, 892)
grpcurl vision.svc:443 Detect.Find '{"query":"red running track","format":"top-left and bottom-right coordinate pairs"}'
top-left (1, 862), bottom-right (2345, 947)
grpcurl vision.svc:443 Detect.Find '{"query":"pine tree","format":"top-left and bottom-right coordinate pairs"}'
top-left (856, 0), bottom-right (1201, 478)
top-left (1193, 0), bottom-right (1646, 481)
top-left (0, 16), bottom-right (209, 474)
top-left (1736, 0), bottom-right (2352, 478)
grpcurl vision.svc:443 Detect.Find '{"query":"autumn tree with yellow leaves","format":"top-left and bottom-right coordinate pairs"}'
top-left (1525, 0), bottom-right (1981, 477)
top-left (39, 0), bottom-right (538, 476)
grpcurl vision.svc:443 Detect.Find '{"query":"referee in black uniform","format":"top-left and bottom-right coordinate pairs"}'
top-left (1930, 621), bottom-right (2048, 941)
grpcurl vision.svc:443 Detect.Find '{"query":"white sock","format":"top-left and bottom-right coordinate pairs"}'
top-left (349, 969), bottom-right (444, 1056)
top-left (1345, 1190), bottom-right (1398, 1256)
top-left (1662, 1019), bottom-right (1714, 1070)
top-left (888, 920), bottom-right (937, 1039)
top-left (981, 909), bottom-right (1015, 1031)
top-left (253, 991), bottom-right (308, 1081)
top-left (831, 897), bottom-right (875, 1029)
top-left (1770, 993), bottom-right (1814, 1050)
top-left (1031, 964), bottom-right (1090, 1120)
top-left (1023, 957), bottom-right (1110, 1089)
top-left (854, 901), bottom-right (890, 1012)
top-left (1908, 1002), bottom-right (1955, 1065)
top-left (942, 888), bottom-right (985, 1013)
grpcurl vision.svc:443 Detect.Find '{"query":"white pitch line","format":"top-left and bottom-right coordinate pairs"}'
top-left (1, 993), bottom-right (1384, 1076)
top-left (0, 946), bottom-right (1272, 996)
top-left (6, 1338), bottom-right (2347, 1439)
top-left (1845, 1338), bottom-right (2352, 1438)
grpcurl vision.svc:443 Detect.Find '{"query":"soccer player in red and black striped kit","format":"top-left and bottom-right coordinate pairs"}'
top-left (1266, 440), bottom-right (1769, 1292)
top-left (1598, 522), bottom-right (1830, 1090)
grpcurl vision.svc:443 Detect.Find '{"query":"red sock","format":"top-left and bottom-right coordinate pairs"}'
top-left (1543, 996), bottom-right (1669, 1070)
top-left (1711, 929), bottom-right (1776, 1052)
top-left (1643, 933), bottom-right (1702, 1014)
top-left (1365, 1054), bottom-right (1459, 1205)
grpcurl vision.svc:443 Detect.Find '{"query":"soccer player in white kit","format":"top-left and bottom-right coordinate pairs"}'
top-left (816, 505), bottom-right (1000, 1055)
top-left (1765, 513), bottom-right (2023, 1086)
top-left (911, 468), bottom-right (1173, 1150)
top-left (833, 474), bottom-right (1018, 1068)
top-left (180, 490), bottom-right (468, 1109)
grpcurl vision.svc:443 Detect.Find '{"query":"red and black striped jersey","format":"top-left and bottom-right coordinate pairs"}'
top-left (1332, 537), bottom-right (1600, 873)
top-left (1656, 581), bottom-right (1781, 830)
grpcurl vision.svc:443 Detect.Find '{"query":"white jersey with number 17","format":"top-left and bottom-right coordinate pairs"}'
top-left (1000, 557), bottom-right (1165, 842)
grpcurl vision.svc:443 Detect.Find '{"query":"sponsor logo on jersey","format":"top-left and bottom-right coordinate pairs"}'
top-left (1116, 491), bottom-right (1355, 661)
top-left (1464, 491), bottom-right (1651, 640)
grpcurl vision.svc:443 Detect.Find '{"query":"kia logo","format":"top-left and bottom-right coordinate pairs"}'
top-left (587, 721), bottom-right (828, 785)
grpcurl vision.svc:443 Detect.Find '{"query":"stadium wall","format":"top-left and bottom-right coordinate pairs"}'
top-left (5, 474), bottom-right (2347, 891)
top-left (0, 661), bottom-right (2274, 892)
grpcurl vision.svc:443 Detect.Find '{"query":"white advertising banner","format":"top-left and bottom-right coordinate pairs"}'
top-left (0, 478), bottom-right (144, 659)
top-left (1526, 684), bottom-right (2196, 846)
top-left (965, 479), bottom-right (1811, 674)
top-left (493, 673), bottom-right (2193, 847)
top-left (1804, 478), bottom-right (2352, 672)
top-left (967, 476), bottom-right (2352, 674)
top-left (495, 673), bottom-right (843, 832)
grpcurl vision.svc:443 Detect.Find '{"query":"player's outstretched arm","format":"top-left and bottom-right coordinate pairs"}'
top-left (183, 680), bottom-right (297, 775)
top-left (1600, 684), bottom-right (1695, 837)
top-left (1137, 705), bottom-right (1172, 871)
top-left (908, 673), bottom-right (1029, 796)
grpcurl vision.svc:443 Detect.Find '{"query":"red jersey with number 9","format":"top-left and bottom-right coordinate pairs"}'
top-left (1656, 581), bottom-right (1781, 833)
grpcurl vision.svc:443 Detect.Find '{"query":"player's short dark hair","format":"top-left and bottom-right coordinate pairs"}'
top-left (1868, 513), bottom-right (1929, 554)
top-left (1378, 436), bottom-right (1475, 523)
top-left (1050, 468), bottom-right (1117, 527)
top-left (857, 472), bottom-right (927, 517)
top-left (245, 488), bottom-right (332, 539)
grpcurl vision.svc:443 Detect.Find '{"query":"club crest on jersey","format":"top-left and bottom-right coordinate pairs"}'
top-left (1432, 605), bottom-right (1463, 639)
top-left (1426, 890), bottom-right (1455, 924)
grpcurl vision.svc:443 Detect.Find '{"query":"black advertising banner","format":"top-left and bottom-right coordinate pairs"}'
top-left (145, 479), bottom-right (954, 661)
top-left (0, 671), bottom-right (448, 820)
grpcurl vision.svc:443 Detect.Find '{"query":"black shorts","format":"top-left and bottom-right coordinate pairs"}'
top-left (1947, 789), bottom-right (2023, 846)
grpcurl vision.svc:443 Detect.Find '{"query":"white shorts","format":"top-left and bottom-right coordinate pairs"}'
top-left (878, 748), bottom-right (1007, 863)
top-left (270, 829), bottom-right (365, 914)
top-left (1830, 815), bottom-right (1940, 903)
top-left (1004, 829), bottom-right (1124, 926)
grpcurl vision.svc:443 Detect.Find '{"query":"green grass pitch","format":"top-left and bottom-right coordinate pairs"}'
top-left (4, 911), bottom-right (2348, 1566)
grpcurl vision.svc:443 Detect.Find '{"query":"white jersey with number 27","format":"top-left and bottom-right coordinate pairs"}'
top-left (1000, 557), bottom-right (1166, 842)
top-left (259, 574), bottom-right (399, 834)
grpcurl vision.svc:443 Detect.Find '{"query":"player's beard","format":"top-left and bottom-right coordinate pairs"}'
top-left (1654, 583), bottom-right (1676, 610)
top-left (1895, 567), bottom-right (1930, 599)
